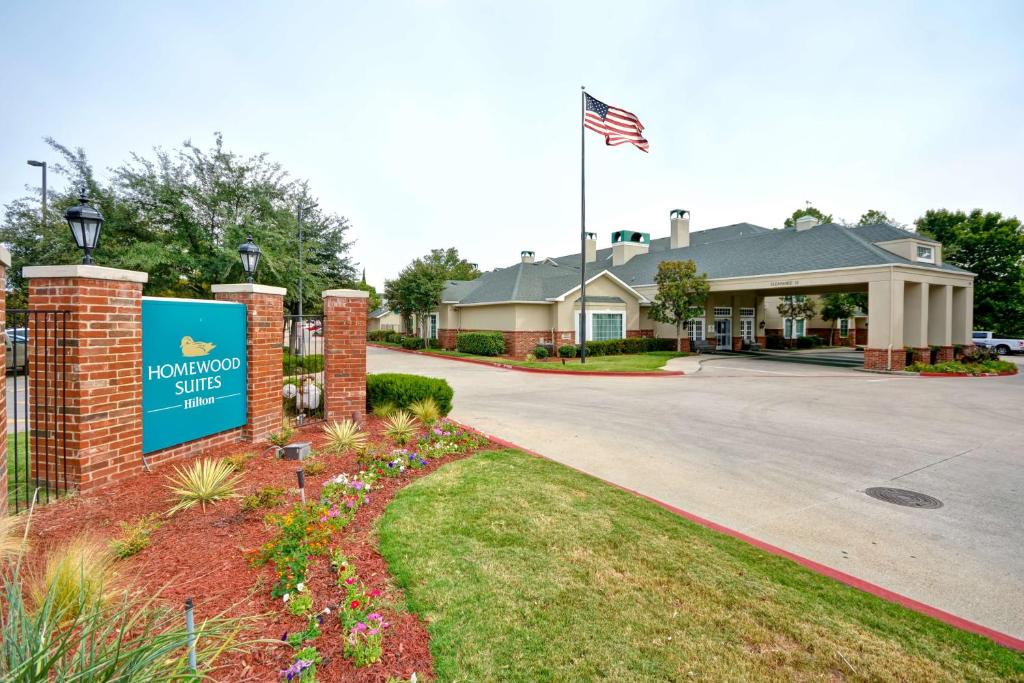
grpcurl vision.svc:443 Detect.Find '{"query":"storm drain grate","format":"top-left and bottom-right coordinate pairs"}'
top-left (864, 487), bottom-right (943, 509)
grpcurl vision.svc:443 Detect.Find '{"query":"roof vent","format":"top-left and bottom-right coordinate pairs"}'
top-left (611, 231), bottom-right (649, 266)
top-left (521, 250), bottom-right (535, 264)
top-left (611, 230), bottom-right (650, 244)
top-left (795, 215), bottom-right (819, 231)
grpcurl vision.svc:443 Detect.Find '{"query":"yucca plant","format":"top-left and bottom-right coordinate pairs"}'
top-left (323, 419), bottom-right (368, 454)
top-left (165, 458), bottom-right (242, 515)
top-left (28, 536), bottom-right (116, 622)
top-left (372, 402), bottom-right (398, 418)
top-left (408, 397), bottom-right (441, 425)
top-left (383, 410), bottom-right (421, 445)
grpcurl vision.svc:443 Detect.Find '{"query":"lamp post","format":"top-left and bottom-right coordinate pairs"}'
top-left (238, 234), bottom-right (262, 283)
top-left (296, 202), bottom-right (317, 319)
top-left (63, 189), bottom-right (103, 265)
top-left (27, 160), bottom-right (46, 220)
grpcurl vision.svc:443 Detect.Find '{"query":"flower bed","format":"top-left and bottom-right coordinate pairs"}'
top-left (22, 416), bottom-right (493, 682)
top-left (907, 359), bottom-right (1018, 376)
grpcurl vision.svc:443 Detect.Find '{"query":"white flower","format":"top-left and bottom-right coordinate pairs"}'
top-left (296, 582), bottom-right (305, 592)
top-left (283, 593), bottom-right (290, 602)
top-left (324, 607), bottom-right (331, 614)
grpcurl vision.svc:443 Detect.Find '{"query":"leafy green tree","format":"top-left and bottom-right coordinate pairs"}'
top-left (384, 248), bottom-right (480, 338)
top-left (916, 209), bottom-right (1024, 337)
top-left (783, 203), bottom-right (833, 228)
top-left (777, 295), bottom-right (817, 344)
top-left (1, 135), bottom-right (358, 311)
top-left (648, 260), bottom-right (710, 352)
top-left (820, 293), bottom-right (859, 345)
top-left (857, 209), bottom-right (896, 226)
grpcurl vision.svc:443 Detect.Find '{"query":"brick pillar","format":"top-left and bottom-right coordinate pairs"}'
top-left (0, 249), bottom-right (8, 515)
top-left (24, 265), bottom-right (147, 493)
top-left (732, 337), bottom-right (743, 351)
top-left (212, 284), bottom-right (286, 442)
top-left (912, 348), bottom-right (930, 365)
top-left (756, 335), bottom-right (767, 348)
top-left (937, 346), bottom-right (954, 362)
top-left (323, 289), bottom-right (368, 423)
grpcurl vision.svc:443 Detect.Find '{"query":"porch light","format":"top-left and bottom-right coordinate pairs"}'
top-left (63, 189), bottom-right (103, 265)
top-left (238, 233), bottom-right (262, 283)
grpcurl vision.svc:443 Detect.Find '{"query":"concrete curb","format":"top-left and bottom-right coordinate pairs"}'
top-left (368, 343), bottom-right (685, 377)
top-left (451, 420), bottom-right (1024, 652)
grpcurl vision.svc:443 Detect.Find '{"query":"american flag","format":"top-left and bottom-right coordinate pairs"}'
top-left (584, 93), bottom-right (649, 152)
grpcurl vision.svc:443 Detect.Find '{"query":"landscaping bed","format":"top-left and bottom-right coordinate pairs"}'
top-left (18, 415), bottom-right (494, 682)
top-left (373, 345), bottom-right (688, 373)
top-left (907, 359), bottom-right (1018, 376)
top-left (380, 450), bottom-right (1024, 682)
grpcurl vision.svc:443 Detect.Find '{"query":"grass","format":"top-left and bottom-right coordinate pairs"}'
top-left (379, 450), bottom-right (1024, 682)
top-left (423, 349), bottom-right (688, 372)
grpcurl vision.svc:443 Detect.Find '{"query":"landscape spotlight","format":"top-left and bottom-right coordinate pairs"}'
top-left (63, 189), bottom-right (103, 265)
top-left (238, 233), bottom-right (262, 283)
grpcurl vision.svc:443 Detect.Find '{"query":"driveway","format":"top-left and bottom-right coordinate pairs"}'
top-left (368, 346), bottom-right (1024, 639)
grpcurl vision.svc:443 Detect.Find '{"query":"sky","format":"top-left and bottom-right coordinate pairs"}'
top-left (1, 0), bottom-right (1022, 290)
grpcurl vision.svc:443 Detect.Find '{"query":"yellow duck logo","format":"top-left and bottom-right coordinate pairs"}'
top-left (180, 336), bottom-right (216, 357)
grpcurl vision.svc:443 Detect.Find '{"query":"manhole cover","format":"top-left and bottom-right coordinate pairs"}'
top-left (864, 487), bottom-right (943, 509)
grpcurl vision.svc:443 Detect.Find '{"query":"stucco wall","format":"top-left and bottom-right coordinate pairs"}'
top-left (558, 275), bottom-right (641, 331)
top-left (456, 304), bottom-right (519, 331)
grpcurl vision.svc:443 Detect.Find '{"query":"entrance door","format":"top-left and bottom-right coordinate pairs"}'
top-left (740, 317), bottom-right (754, 343)
top-left (715, 318), bottom-right (731, 350)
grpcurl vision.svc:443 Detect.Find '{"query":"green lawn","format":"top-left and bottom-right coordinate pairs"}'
top-left (6, 432), bottom-right (30, 504)
top-left (423, 348), bottom-right (687, 372)
top-left (379, 450), bottom-right (1024, 682)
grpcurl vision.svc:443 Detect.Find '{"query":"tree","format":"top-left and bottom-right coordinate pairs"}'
top-left (857, 209), bottom-right (896, 227)
top-left (783, 203), bottom-right (833, 228)
top-left (384, 247), bottom-right (480, 338)
top-left (820, 293), bottom-right (859, 345)
top-left (777, 295), bottom-right (817, 344)
top-left (916, 209), bottom-right (1024, 337)
top-left (648, 260), bottom-right (710, 352)
top-left (0, 135), bottom-right (358, 311)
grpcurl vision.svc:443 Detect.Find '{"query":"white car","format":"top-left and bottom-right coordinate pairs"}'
top-left (972, 331), bottom-right (1024, 355)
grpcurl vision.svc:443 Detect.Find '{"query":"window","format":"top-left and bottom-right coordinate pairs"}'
top-left (576, 311), bottom-right (624, 342)
top-left (428, 313), bottom-right (438, 340)
top-left (784, 318), bottom-right (805, 339)
top-left (972, 331), bottom-right (986, 340)
top-left (713, 307), bottom-right (732, 317)
top-left (839, 318), bottom-right (849, 338)
top-left (739, 307), bottom-right (756, 317)
top-left (687, 318), bottom-right (705, 341)
top-left (916, 245), bottom-right (935, 263)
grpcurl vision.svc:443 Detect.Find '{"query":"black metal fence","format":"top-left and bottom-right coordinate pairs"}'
top-left (6, 309), bottom-right (71, 513)
top-left (282, 315), bottom-right (325, 426)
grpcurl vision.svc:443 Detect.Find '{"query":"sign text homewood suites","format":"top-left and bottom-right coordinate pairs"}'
top-left (141, 298), bottom-right (248, 453)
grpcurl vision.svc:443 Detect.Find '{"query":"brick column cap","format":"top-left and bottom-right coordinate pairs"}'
top-left (211, 282), bottom-right (286, 296)
top-left (323, 288), bottom-right (369, 299)
top-left (0, 246), bottom-right (10, 268)
top-left (23, 264), bottom-right (148, 283)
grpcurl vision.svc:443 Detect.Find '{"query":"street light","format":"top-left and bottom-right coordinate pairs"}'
top-left (27, 160), bottom-right (46, 219)
top-left (238, 234), bottom-right (262, 283)
top-left (296, 202), bottom-right (317, 318)
top-left (63, 189), bottom-right (103, 265)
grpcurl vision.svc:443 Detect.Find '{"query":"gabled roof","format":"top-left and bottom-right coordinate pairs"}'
top-left (850, 223), bottom-right (938, 244)
top-left (369, 306), bottom-right (393, 318)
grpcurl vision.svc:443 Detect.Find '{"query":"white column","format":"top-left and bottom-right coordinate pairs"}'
top-left (928, 284), bottom-right (952, 347)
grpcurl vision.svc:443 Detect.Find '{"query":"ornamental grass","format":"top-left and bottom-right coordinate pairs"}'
top-left (383, 411), bottom-right (420, 446)
top-left (322, 419), bottom-right (367, 454)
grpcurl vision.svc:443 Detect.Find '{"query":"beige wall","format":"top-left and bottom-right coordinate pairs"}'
top-left (368, 310), bottom-right (403, 332)
top-left (456, 304), bottom-right (519, 331)
top-left (556, 275), bottom-right (641, 332)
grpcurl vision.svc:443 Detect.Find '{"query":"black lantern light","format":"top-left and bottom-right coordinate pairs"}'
top-left (238, 233), bottom-right (262, 283)
top-left (63, 189), bottom-right (103, 265)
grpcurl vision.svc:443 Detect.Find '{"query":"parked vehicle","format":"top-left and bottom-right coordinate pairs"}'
top-left (4, 330), bottom-right (27, 372)
top-left (971, 330), bottom-right (1024, 355)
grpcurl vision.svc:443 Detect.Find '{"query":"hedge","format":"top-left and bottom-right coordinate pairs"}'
top-left (558, 344), bottom-right (577, 358)
top-left (283, 351), bottom-right (324, 373)
top-left (401, 336), bottom-right (426, 350)
top-left (456, 331), bottom-right (505, 356)
top-left (581, 337), bottom-right (676, 356)
top-left (367, 373), bottom-right (454, 415)
top-left (368, 330), bottom-right (402, 344)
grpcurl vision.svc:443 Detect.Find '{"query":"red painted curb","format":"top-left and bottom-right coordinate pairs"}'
top-left (369, 343), bottom-right (685, 377)
top-left (451, 420), bottom-right (1024, 652)
top-left (918, 370), bottom-right (1018, 378)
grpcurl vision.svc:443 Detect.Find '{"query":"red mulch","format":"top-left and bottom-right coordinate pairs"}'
top-left (24, 417), bottom-right (493, 682)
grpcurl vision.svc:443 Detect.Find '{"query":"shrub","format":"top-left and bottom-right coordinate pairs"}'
top-left (532, 346), bottom-right (549, 359)
top-left (300, 354), bottom-right (324, 372)
top-left (558, 344), bottom-right (577, 358)
top-left (456, 331), bottom-right (505, 356)
top-left (323, 419), bottom-right (368, 454)
top-left (29, 537), bottom-right (116, 620)
top-left (649, 338), bottom-right (677, 351)
top-left (426, 338), bottom-right (442, 349)
top-left (109, 513), bottom-right (162, 559)
top-left (165, 458), bottom-right (243, 515)
top-left (766, 334), bottom-right (785, 350)
top-left (408, 397), bottom-right (441, 425)
top-left (242, 486), bottom-right (286, 511)
top-left (367, 373), bottom-right (454, 415)
top-left (384, 411), bottom-right (420, 445)
top-left (368, 330), bottom-right (402, 343)
top-left (372, 403), bottom-right (398, 418)
top-left (304, 459), bottom-right (327, 476)
top-left (907, 359), bottom-right (1016, 375)
top-left (268, 420), bottom-right (295, 448)
top-left (223, 451), bottom-right (254, 472)
top-left (795, 335), bottom-right (815, 349)
top-left (401, 336), bottom-right (426, 350)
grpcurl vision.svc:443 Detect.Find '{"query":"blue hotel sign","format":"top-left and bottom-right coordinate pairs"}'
top-left (141, 298), bottom-right (248, 453)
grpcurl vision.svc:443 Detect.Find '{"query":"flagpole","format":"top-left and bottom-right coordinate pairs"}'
top-left (579, 85), bottom-right (588, 364)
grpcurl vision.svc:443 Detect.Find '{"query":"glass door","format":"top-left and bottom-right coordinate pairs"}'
top-left (740, 318), bottom-right (754, 342)
top-left (715, 318), bottom-right (731, 350)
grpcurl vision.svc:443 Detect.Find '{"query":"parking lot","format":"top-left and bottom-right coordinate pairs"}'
top-left (369, 346), bottom-right (1024, 638)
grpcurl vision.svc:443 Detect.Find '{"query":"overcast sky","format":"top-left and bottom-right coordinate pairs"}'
top-left (1, 1), bottom-right (1021, 289)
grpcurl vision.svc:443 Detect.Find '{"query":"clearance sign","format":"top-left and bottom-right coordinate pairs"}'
top-left (141, 298), bottom-right (247, 453)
